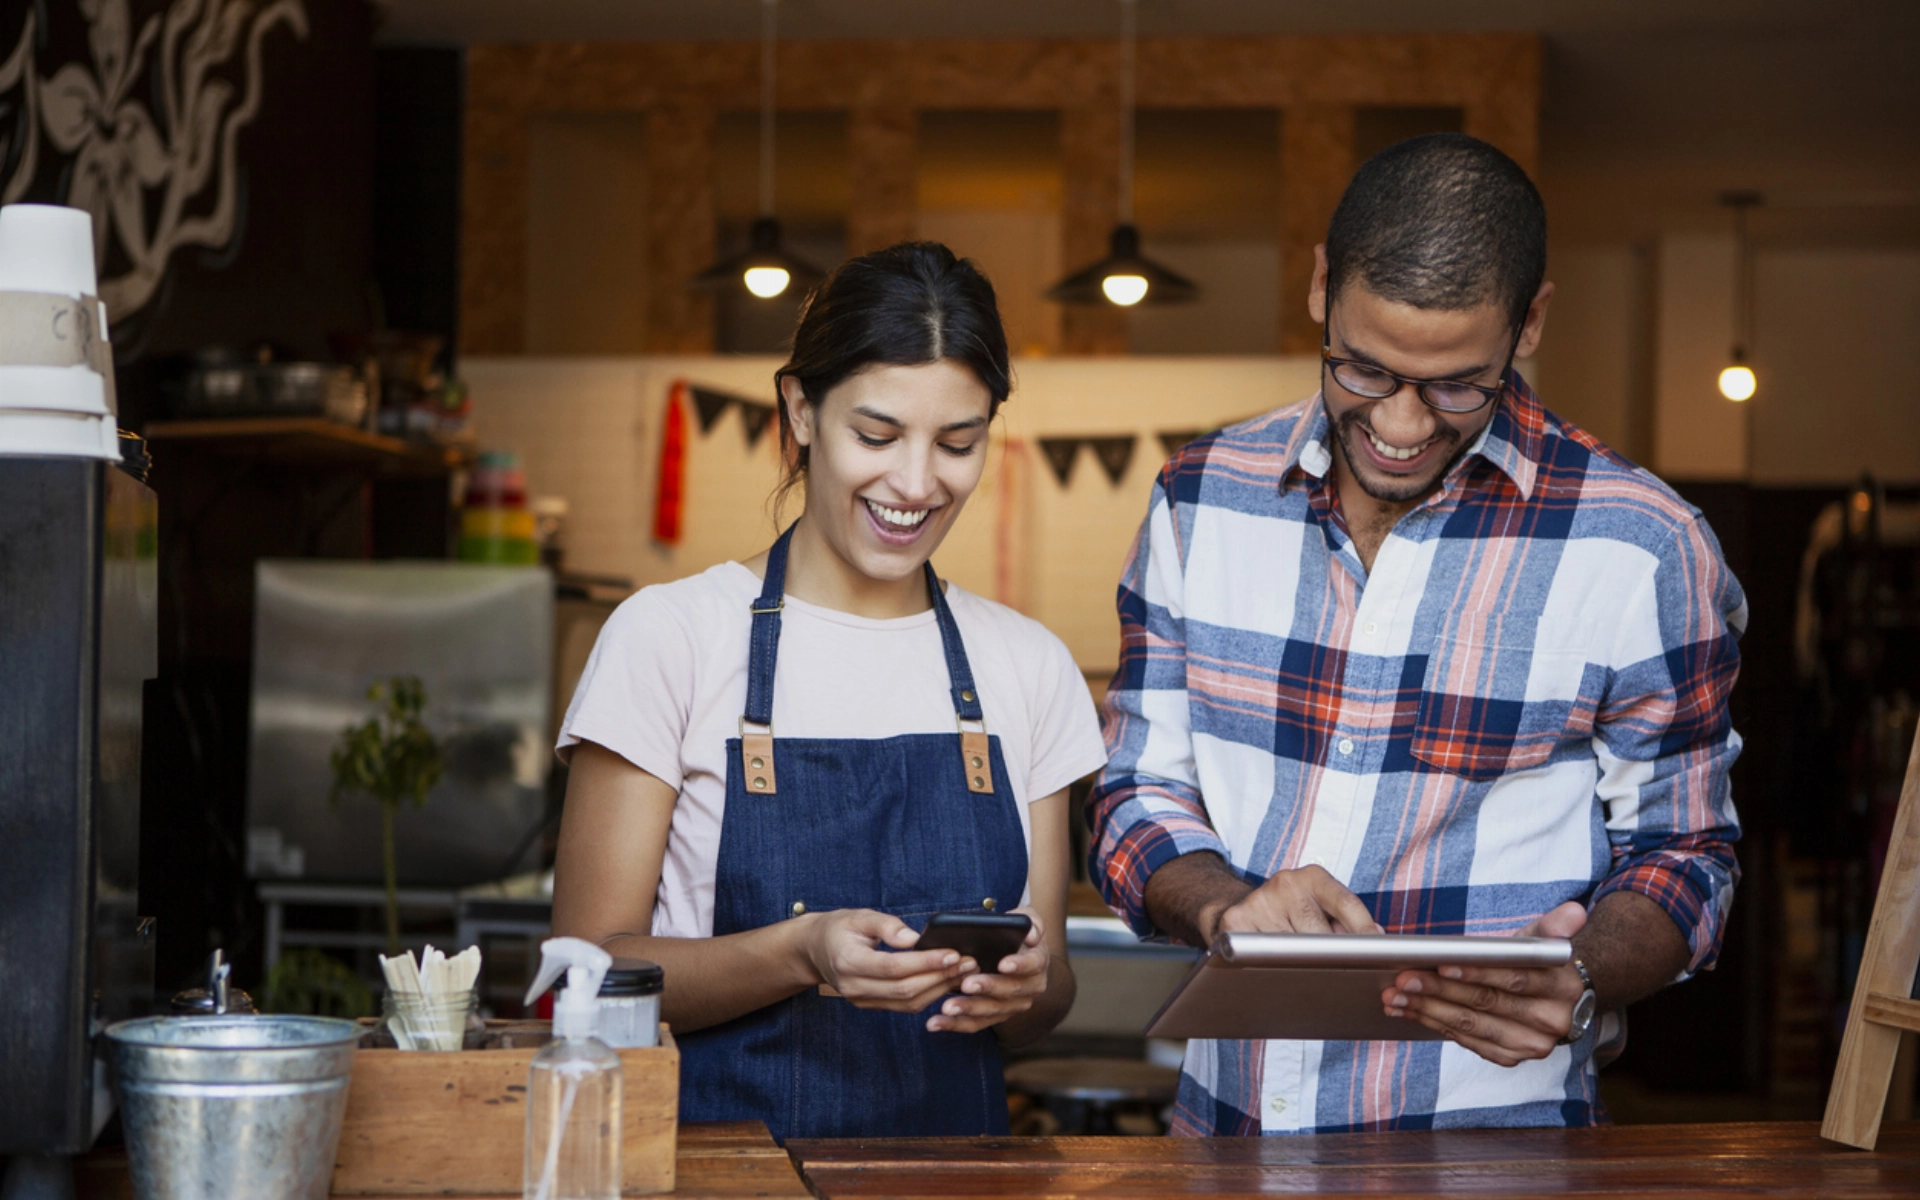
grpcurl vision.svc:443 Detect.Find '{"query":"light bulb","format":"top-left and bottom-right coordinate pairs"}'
top-left (1101, 273), bottom-right (1149, 306)
top-left (1718, 364), bottom-right (1756, 402)
top-left (743, 266), bottom-right (791, 298)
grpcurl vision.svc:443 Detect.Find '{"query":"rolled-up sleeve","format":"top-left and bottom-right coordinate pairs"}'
top-left (1590, 513), bottom-right (1746, 976)
top-left (1086, 474), bottom-right (1229, 936)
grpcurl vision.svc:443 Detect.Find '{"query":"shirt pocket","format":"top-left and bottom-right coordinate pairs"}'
top-left (1408, 611), bottom-right (1596, 783)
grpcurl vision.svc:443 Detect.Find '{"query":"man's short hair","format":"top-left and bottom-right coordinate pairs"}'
top-left (1324, 132), bottom-right (1546, 330)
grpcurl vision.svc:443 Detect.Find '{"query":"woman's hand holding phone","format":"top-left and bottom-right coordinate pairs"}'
top-left (799, 908), bottom-right (975, 1013)
top-left (921, 908), bottom-right (1050, 1034)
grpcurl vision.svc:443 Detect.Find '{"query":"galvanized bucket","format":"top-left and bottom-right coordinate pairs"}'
top-left (104, 1015), bottom-right (361, 1200)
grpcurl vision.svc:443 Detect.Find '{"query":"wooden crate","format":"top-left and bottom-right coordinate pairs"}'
top-left (332, 1025), bottom-right (678, 1195)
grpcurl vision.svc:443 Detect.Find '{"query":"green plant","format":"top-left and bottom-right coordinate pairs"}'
top-left (262, 948), bottom-right (375, 1019)
top-left (329, 677), bottom-right (445, 955)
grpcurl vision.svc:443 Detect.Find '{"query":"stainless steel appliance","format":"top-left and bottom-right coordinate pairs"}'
top-left (0, 459), bottom-right (158, 1159)
top-left (246, 561), bottom-right (552, 886)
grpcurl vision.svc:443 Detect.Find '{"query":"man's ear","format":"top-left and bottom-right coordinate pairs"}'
top-left (1515, 281), bottom-right (1555, 360)
top-left (780, 375), bottom-right (814, 447)
top-left (1307, 244), bottom-right (1330, 326)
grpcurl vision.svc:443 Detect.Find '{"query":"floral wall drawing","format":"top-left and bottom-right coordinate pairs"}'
top-left (0, 0), bottom-right (308, 320)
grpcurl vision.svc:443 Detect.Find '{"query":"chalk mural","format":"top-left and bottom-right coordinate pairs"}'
top-left (0, 0), bottom-right (307, 319)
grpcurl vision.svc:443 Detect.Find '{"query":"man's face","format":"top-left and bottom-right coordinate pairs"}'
top-left (1318, 285), bottom-right (1515, 505)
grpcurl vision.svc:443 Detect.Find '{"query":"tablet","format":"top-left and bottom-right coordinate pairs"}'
top-left (1142, 932), bottom-right (1572, 1042)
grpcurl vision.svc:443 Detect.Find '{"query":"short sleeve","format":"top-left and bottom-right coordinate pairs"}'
top-left (1022, 627), bottom-right (1109, 803)
top-left (556, 588), bottom-right (695, 791)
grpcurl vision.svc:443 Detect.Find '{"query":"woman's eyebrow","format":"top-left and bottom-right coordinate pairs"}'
top-left (851, 405), bottom-right (988, 434)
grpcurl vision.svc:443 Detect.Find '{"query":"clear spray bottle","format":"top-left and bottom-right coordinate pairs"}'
top-left (522, 937), bottom-right (622, 1200)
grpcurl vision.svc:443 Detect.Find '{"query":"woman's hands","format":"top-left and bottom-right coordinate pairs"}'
top-left (797, 907), bottom-right (1054, 1035)
top-left (799, 908), bottom-right (976, 1014)
top-left (920, 908), bottom-right (1052, 1035)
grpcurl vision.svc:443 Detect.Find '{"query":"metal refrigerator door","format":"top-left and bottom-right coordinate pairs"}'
top-left (246, 562), bottom-right (553, 886)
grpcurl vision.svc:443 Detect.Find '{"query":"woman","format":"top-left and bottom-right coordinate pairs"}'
top-left (551, 243), bottom-right (1106, 1141)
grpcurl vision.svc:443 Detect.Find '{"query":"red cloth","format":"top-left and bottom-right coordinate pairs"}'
top-left (653, 381), bottom-right (688, 544)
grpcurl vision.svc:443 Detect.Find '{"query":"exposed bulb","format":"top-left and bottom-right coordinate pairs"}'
top-left (1102, 273), bottom-right (1149, 306)
top-left (743, 266), bottom-right (791, 298)
top-left (1718, 364), bottom-right (1756, 402)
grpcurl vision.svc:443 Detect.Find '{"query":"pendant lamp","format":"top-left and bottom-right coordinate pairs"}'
top-left (690, 0), bottom-right (822, 299)
top-left (1045, 0), bottom-right (1195, 307)
top-left (1717, 191), bottom-right (1762, 402)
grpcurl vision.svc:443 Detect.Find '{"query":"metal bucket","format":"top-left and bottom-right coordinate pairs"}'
top-left (104, 1015), bottom-right (361, 1200)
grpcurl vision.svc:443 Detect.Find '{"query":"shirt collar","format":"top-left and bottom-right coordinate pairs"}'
top-left (1286, 373), bottom-right (1548, 501)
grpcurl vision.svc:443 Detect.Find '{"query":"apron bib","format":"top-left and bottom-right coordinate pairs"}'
top-left (677, 524), bottom-right (1030, 1141)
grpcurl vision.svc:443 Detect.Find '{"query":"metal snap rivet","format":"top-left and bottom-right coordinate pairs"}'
top-left (753, 776), bottom-right (767, 790)
top-left (791, 901), bottom-right (806, 917)
top-left (750, 755), bottom-right (765, 769)
top-left (970, 755), bottom-right (984, 769)
top-left (982, 897), bottom-right (996, 911)
top-left (972, 776), bottom-right (985, 788)
top-left (960, 690), bottom-right (975, 703)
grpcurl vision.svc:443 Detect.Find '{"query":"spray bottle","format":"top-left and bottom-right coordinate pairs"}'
top-left (522, 937), bottom-right (622, 1200)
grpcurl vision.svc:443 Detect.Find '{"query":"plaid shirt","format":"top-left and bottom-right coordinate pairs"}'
top-left (1088, 378), bottom-right (1744, 1136)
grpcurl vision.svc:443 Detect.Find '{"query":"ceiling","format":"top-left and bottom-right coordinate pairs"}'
top-left (381, 1), bottom-right (1920, 246)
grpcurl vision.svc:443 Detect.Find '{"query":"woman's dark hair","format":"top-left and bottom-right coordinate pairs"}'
top-left (772, 242), bottom-right (1011, 511)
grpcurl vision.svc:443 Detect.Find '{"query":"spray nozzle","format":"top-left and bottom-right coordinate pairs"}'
top-left (523, 937), bottom-right (614, 1039)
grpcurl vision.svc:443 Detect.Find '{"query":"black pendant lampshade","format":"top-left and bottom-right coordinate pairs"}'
top-left (690, 216), bottom-right (825, 298)
top-left (1045, 223), bottom-right (1197, 307)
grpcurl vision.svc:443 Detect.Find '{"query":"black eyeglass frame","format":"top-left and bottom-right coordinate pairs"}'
top-left (1319, 319), bottom-right (1524, 415)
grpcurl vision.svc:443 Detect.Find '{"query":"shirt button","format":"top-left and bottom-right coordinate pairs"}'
top-left (1364, 621), bottom-right (1378, 634)
top-left (1338, 738), bottom-right (1355, 755)
top-left (1269, 1096), bottom-right (1289, 1114)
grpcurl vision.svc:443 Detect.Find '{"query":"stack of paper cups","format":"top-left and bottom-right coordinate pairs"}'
top-left (0, 203), bottom-right (120, 461)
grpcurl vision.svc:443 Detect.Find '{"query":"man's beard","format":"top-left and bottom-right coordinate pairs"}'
top-left (1331, 411), bottom-right (1469, 505)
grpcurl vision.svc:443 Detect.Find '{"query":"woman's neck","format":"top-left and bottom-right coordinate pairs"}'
top-left (777, 516), bottom-right (933, 620)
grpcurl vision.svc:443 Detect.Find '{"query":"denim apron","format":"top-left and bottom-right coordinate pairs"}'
top-left (677, 525), bottom-right (1029, 1141)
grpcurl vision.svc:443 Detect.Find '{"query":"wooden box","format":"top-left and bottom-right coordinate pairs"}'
top-left (332, 1025), bottom-right (678, 1195)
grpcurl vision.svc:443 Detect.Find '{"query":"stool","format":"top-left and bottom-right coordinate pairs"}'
top-left (1004, 1057), bottom-right (1180, 1135)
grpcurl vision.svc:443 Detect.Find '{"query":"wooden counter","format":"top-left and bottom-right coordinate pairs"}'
top-left (788, 1121), bottom-right (1920, 1198)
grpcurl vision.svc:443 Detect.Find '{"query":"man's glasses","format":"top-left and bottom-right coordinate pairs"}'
top-left (1320, 323), bottom-right (1519, 415)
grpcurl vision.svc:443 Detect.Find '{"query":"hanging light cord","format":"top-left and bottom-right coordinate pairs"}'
top-left (760, 0), bottom-right (777, 218)
top-left (1734, 201), bottom-right (1753, 357)
top-left (1117, 0), bottom-right (1137, 226)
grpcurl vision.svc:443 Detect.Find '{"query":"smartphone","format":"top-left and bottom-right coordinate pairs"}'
top-left (916, 912), bottom-right (1033, 973)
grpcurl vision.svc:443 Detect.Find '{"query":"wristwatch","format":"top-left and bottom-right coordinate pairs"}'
top-left (1560, 956), bottom-right (1598, 1045)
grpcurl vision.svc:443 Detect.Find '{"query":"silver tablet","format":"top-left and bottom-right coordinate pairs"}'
top-left (1143, 932), bottom-right (1572, 1042)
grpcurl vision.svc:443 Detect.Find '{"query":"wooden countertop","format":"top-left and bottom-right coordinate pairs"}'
top-left (788, 1120), bottom-right (1920, 1198)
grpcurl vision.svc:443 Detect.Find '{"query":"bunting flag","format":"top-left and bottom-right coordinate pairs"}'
top-left (1038, 437), bottom-right (1082, 487)
top-left (652, 381), bottom-right (688, 544)
top-left (737, 400), bottom-right (776, 448)
top-left (1089, 436), bottom-right (1136, 485)
top-left (690, 385), bottom-right (735, 433)
top-left (1158, 429), bottom-right (1204, 458)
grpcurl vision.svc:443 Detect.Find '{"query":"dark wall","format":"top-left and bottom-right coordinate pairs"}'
top-left (4, 0), bottom-right (378, 427)
top-left (372, 45), bottom-right (464, 369)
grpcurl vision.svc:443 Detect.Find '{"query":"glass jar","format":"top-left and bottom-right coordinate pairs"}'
top-left (557, 957), bottom-right (663, 1048)
top-left (382, 987), bottom-right (483, 1051)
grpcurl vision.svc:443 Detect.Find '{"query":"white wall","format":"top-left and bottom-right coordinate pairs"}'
top-left (1530, 244), bottom-right (1644, 458)
top-left (1653, 234), bottom-right (1750, 481)
top-left (466, 355), bottom-right (1321, 671)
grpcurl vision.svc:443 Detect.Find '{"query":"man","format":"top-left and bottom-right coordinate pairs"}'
top-left (1088, 133), bottom-right (1744, 1133)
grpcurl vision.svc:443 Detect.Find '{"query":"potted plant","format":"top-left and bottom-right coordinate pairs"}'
top-left (329, 676), bottom-right (445, 955)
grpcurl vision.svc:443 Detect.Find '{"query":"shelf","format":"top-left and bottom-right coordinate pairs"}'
top-left (144, 417), bottom-right (473, 477)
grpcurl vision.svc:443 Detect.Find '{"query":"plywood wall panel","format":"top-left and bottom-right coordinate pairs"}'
top-left (646, 106), bottom-right (718, 354)
top-left (1279, 105), bottom-right (1355, 354)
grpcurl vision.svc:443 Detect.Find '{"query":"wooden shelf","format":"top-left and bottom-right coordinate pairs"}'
top-left (143, 417), bottom-right (473, 477)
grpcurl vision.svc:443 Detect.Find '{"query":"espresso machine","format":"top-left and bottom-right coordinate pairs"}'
top-left (0, 205), bottom-right (157, 1185)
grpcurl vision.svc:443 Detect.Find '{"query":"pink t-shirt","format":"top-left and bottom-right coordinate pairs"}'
top-left (558, 562), bottom-right (1108, 939)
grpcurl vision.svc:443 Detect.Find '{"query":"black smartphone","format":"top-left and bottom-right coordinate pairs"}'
top-left (916, 912), bottom-right (1033, 973)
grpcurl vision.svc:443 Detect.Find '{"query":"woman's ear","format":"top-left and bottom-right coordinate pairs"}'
top-left (780, 376), bottom-right (814, 447)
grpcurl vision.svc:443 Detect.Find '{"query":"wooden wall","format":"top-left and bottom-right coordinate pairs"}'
top-left (463, 35), bottom-right (1539, 358)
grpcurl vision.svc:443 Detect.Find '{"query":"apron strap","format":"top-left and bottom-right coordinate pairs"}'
top-left (741, 521), bottom-right (994, 795)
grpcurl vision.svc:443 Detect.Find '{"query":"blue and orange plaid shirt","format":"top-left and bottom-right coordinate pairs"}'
top-left (1088, 378), bottom-right (1744, 1135)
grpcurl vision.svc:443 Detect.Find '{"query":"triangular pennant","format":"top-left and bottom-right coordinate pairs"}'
top-left (1089, 435), bottom-right (1137, 485)
top-left (1158, 429), bottom-right (1203, 458)
top-left (738, 400), bottom-right (776, 449)
top-left (1038, 437), bottom-right (1082, 487)
top-left (689, 385), bottom-right (736, 434)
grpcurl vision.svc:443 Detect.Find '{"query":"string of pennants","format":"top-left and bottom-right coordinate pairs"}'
top-left (688, 382), bottom-right (780, 448)
top-left (1036, 430), bottom-right (1207, 487)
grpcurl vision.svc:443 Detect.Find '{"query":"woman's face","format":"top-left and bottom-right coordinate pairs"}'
top-left (784, 359), bottom-right (993, 587)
